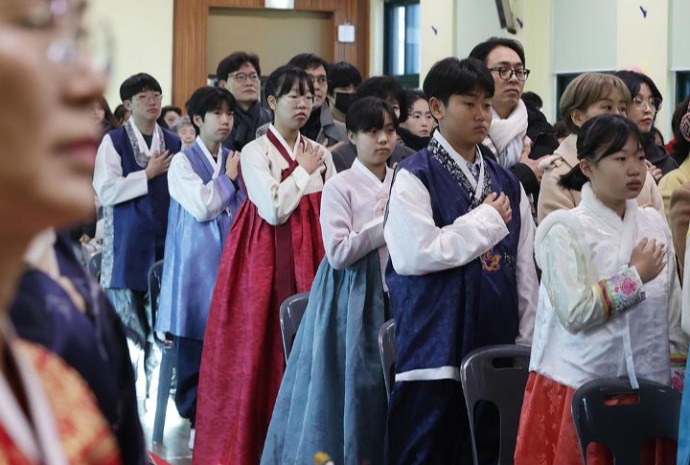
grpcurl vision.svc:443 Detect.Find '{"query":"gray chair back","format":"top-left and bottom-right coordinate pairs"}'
top-left (572, 377), bottom-right (681, 465)
top-left (378, 319), bottom-right (396, 398)
top-left (460, 344), bottom-right (531, 465)
top-left (279, 292), bottom-right (309, 363)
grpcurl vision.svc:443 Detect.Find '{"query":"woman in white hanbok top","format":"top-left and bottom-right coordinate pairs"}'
top-left (515, 114), bottom-right (687, 465)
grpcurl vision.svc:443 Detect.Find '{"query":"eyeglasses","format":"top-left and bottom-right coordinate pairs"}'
top-left (228, 72), bottom-right (260, 83)
top-left (135, 93), bottom-right (163, 104)
top-left (632, 96), bottom-right (662, 111)
top-left (25, 0), bottom-right (114, 75)
top-left (488, 67), bottom-right (530, 81)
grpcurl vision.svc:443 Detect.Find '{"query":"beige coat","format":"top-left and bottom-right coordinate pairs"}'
top-left (536, 134), bottom-right (664, 224)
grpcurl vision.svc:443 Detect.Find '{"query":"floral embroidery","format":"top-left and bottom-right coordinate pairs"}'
top-left (594, 267), bottom-right (645, 320)
top-left (480, 248), bottom-right (516, 272)
top-left (481, 249), bottom-right (501, 271)
top-left (427, 138), bottom-right (493, 210)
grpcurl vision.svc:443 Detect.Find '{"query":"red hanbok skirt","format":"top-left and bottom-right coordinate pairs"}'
top-left (192, 194), bottom-right (324, 465)
top-left (514, 372), bottom-right (675, 465)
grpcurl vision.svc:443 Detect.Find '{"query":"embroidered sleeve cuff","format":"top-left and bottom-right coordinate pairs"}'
top-left (594, 266), bottom-right (645, 320)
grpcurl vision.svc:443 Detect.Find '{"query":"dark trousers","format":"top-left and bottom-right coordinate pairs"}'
top-left (174, 336), bottom-right (203, 426)
top-left (385, 379), bottom-right (499, 465)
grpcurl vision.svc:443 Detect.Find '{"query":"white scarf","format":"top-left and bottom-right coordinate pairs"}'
top-left (484, 99), bottom-right (528, 168)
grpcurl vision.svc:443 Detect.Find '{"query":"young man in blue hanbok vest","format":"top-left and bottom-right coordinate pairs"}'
top-left (157, 86), bottom-right (245, 443)
top-left (93, 73), bottom-right (181, 399)
top-left (384, 57), bottom-right (538, 465)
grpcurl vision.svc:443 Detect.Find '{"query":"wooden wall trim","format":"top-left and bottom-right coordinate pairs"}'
top-left (173, 0), bottom-right (370, 106)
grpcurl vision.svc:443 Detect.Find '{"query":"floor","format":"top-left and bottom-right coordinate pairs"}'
top-left (135, 347), bottom-right (193, 465)
top-left (141, 397), bottom-right (193, 465)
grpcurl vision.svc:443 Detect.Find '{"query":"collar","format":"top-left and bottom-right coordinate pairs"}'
top-left (195, 137), bottom-right (223, 178)
top-left (553, 134), bottom-right (579, 167)
top-left (0, 329), bottom-right (69, 465)
top-left (352, 158), bottom-right (393, 186)
top-left (268, 124), bottom-right (302, 160)
top-left (127, 118), bottom-right (162, 156)
top-left (433, 131), bottom-right (482, 169)
top-left (580, 182), bottom-right (638, 234)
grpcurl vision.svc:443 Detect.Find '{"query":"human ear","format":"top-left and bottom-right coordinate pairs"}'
top-left (192, 114), bottom-right (204, 128)
top-left (571, 109), bottom-right (585, 128)
top-left (428, 97), bottom-right (444, 121)
top-left (123, 100), bottom-right (132, 112)
top-left (579, 158), bottom-right (594, 178)
top-left (267, 95), bottom-right (277, 112)
top-left (347, 130), bottom-right (357, 145)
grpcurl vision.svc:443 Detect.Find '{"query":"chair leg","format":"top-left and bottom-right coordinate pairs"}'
top-left (152, 347), bottom-right (175, 444)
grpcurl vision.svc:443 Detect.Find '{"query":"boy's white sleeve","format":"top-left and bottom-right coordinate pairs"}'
top-left (167, 153), bottom-right (237, 222)
top-left (384, 169), bottom-right (509, 276)
top-left (515, 186), bottom-right (538, 346)
top-left (93, 134), bottom-right (149, 206)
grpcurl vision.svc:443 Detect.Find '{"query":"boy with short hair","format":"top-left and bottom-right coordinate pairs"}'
top-left (157, 86), bottom-right (245, 445)
top-left (383, 57), bottom-right (538, 465)
top-left (93, 72), bottom-right (181, 397)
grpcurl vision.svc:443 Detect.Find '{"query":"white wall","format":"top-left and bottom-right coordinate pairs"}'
top-left (90, 0), bottom-right (175, 109)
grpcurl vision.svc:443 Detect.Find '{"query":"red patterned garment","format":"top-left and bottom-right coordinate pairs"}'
top-left (193, 130), bottom-right (326, 465)
top-left (514, 372), bottom-right (675, 465)
top-left (0, 341), bottom-right (121, 465)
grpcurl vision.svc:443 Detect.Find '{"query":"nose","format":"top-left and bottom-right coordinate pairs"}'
top-left (61, 56), bottom-right (108, 109)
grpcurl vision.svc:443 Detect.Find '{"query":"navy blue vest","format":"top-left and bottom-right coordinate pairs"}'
top-left (386, 146), bottom-right (522, 374)
top-left (109, 126), bottom-right (181, 291)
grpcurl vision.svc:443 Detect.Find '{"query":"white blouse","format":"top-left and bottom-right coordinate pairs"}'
top-left (240, 124), bottom-right (335, 226)
top-left (168, 137), bottom-right (235, 222)
top-left (320, 159), bottom-right (393, 283)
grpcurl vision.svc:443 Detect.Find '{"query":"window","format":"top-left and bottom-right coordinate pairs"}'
top-left (384, 0), bottom-right (420, 88)
top-left (676, 71), bottom-right (690, 105)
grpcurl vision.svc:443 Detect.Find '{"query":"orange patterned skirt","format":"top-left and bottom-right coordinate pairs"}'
top-left (513, 372), bottom-right (675, 465)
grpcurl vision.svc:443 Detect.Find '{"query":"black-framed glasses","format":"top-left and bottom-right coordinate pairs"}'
top-left (228, 72), bottom-right (260, 83)
top-left (488, 67), bottom-right (530, 81)
top-left (632, 96), bottom-right (662, 111)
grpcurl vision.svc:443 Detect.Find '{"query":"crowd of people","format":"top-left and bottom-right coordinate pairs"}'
top-left (3, 1), bottom-right (690, 464)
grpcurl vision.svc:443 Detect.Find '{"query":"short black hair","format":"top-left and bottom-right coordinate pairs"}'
top-left (185, 86), bottom-right (237, 134)
top-left (287, 53), bottom-right (329, 74)
top-left (264, 65), bottom-right (315, 102)
top-left (119, 73), bottom-right (162, 102)
top-left (327, 61), bottom-right (363, 96)
top-left (356, 76), bottom-right (409, 121)
top-left (522, 91), bottom-right (543, 109)
top-left (422, 57), bottom-right (494, 106)
top-left (216, 52), bottom-right (262, 82)
top-left (559, 114), bottom-right (644, 191)
top-left (469, 37), bottom-right (526, 66)
top-left (346, 96), bottom-right (399, 134)
top-left (553, 120), bottom-right (569, 140)
top-left (613, 70), bottom-right (662, 103)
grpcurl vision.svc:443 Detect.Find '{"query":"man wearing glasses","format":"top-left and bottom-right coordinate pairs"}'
top-left (470, 38), bottom-right (558, 207)
top-left (217, 51), bottom-right (272, 151)
top-left (273, 53), bottom-right (348, 148)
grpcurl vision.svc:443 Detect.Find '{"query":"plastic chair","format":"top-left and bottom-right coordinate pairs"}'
top-left (279, 292), bottom-right (309, 363)
top-left (571, 377), bottom-right (681, 465)
top-left (148, 260), bottom-right (176, 445)
top-left (460, 344), bottom-right (531, 465)
top-left (378, 319), bottom-right (396, 398)
top-left (87, 250), bottom-right (102, 281)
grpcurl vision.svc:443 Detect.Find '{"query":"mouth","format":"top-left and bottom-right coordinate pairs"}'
top-left (55, 137), bottom-right (100, 171)
top-left (505, 89), bottom-right (520, 96)
top-left (641, 118), bottom-right (653, 125)
top-left (474, 126), bottom-right (488, 135)
top-left (627, 181), bottom-right (643, 189)
top-left (296, 112), bottom-right (308, 119)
